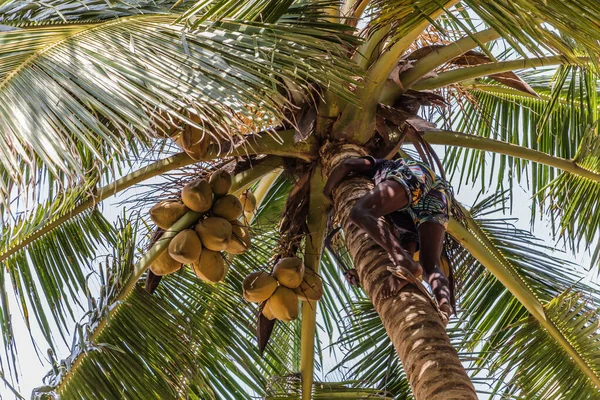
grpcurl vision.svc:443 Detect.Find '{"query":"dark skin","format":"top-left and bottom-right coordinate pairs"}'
top-left (323, 158), bottom-right (453, 316)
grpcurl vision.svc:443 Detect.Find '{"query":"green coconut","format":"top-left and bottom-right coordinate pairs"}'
top-left (262, 301), bottom-right (276, 320)
top-left (239, 190), bottom-right (257, 213)
top-left (149, 249), bottom-right (182, 276)
top-left (294, 268), bottom-right (323, 301)
top-left (243, 271), bottom-right (278, 303)
top-left (193, 249), bottom-right (226, 282)
top-left (272, 257), bottom-right (305, 289)
top-left (209, 170), bottom-right (232, 197)
top-left (181, 114), bottom-right (211, 160)
top-left (149, 200), bottom-right (188, 230)
top-left (168, 229), bottom-right (202, 264)
top-left (182, 179), bottom-right (213, 213)
top-left (195, 217), bottom-right (232, 251)
top-left (267, 286), bottom-right (299, 322)
top-left (226, 220), bottom-right (251, 254)
top-left (212, 195), bottom-right (243, 221)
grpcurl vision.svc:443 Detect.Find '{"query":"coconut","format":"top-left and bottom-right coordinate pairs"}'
top-left (262, 301), bottom-right (276, 320)
top-left (268, 286), bottom-right (299, 322)
top-left (239, 190), bottom-right (256, 213)
top-left (294, 268), bottom-right (323, 301)
top-left (149, 249), bottom-right (182, 276)
top-left (149, 200), bottom-right (188, 230)
top-left (226, 220), bottom-right (251, 254)
top-left (182, 179), bottom-right (213, 213)
top-left (272, 257), bottom-right (305, 289)
top-left (181, 114), bottom-right (211, 160)
top-left (193, 249), bottom-right (226, 282)
top-left (153, 110), bottom-right (180, 138)
top-left (168, 229), bottom-right (202, 264)
top-left (243, 271), bottom-right (278, 303)
top-left (209, 170), bottom-right (232, 197)
top-left (195, 217), bottom-right (232, 251)
top-left (212, 195), bottom-right (243, 221)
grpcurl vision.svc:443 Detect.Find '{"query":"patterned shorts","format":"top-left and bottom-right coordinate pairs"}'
top-left (379, 161), bottom-right (451, 229)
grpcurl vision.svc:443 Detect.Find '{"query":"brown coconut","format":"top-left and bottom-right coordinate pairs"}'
top-left (243, 271), bottom-right (278, 303)
top-left (168, 229), bottom-right (202, 264)
top-left (209, 170), bottom-right (232, 197)
top-left (195, 217), bottom-right (232, 251)
top-left (182, 179), bottom-right (213, 213)
top-left (226, 220), bottom-right (251, 254)
top-left (272, 257), bottom-right (305, 289)
top-left (262, 301), bottom-right (275, 320)
top-left (268, 286), bottom-right (299, 322)
top-left (239, 190), bottom-right (256, 213)
top-left (294, 268), bottom-right (323, 301)
top-left (149, 200), bottom-right (188, 230)
top-left (181, 114), bottom-right (211, 160)
top-left (212, 195), bottom-right (243, 221)
top-left (149, 249), bottom-right (182, 276)
top-left (193, 249), bottom-right (226, 282)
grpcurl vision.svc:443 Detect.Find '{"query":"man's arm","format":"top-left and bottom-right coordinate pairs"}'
top-left (323, 157), bottom-right (374, 202)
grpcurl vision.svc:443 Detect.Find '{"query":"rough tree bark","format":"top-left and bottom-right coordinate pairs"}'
top-left (322, 143), bottom-right (476, 400)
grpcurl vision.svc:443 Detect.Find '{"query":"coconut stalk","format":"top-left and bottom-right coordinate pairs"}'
top-left (300, 167), bottom-right (328, 400)
top-left (412, 56), bottom-right (591, 91)
top-left (322, 143), bottom-right (476, 399)
top-left (422, 130), bottom-right (600, 182)
top-left (398, 28), bottom-right (500, 91)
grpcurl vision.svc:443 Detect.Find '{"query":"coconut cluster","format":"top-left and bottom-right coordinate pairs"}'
top-left (148, 169), bottom-right (252, 283)
top-left (242, 257), bottom-right (323, 323)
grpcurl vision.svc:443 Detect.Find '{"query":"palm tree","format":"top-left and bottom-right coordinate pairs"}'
top-left (1, 0), bottom-right (600, 398)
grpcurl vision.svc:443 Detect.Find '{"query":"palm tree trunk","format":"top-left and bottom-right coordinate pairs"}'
top-left (322, 144), bottom-right (476, 399)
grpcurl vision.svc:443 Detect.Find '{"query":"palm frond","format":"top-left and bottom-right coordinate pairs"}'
top-left (36, 213), bottom-right (296, 398)
top-left (540, 130), bottom-right (600, 265)
top-left (265, 378), bottom-right (393, 399)
top-left (487, 290), bottom-right (600, 399)
top-left (450, 193), bottom-right (600, 399)
top-left (0, 5), bottom-right (357, 209)
top-left (369, 1), bottom-right (600, 63)
top-left (0, 209), bottom-right (114, 378)
top-left (177, 0), bottom-right (295, 26)
top-left (442, 65), bottom-right (600, 259)
top-left (444, 66), bottom-right (595, 195)
top-left (0, 0), bottom-right (181, 23)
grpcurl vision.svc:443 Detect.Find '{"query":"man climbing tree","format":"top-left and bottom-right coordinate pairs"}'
top-left (323, 154), bottom-right (454, 322)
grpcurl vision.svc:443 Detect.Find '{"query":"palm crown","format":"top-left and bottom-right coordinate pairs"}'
top-left (1, 0), bottom-right (600, 398)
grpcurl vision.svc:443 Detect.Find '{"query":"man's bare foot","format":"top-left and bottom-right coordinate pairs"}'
top-left (343, 269), bottom-right (360, 287)
top-left (391, 257), bottom-right (422, 279)
top-left (430, 273), bottom-right (453, 320)
top-left (380, 274), bottom-right (410, 299)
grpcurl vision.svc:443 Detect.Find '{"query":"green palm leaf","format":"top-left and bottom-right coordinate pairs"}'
top-left (0, 3), bottom-right (358, 209)
top-left (0, 209), bottom-right (114, 375)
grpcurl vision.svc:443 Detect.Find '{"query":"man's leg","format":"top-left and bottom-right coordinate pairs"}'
top-left (349, 180), bottom-right (422, 297)
top-left (417, 221), bottom-right (453, 316)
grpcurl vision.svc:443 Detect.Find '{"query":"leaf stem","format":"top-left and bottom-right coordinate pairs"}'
top-left (422, 130), bottom-right (600, 182)
top-left (399, 28), bottom-right (500, 91)
top-left (412, 56), bottom-right (591, 90)
top-left (300, 167), bottom-right (328, 400)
